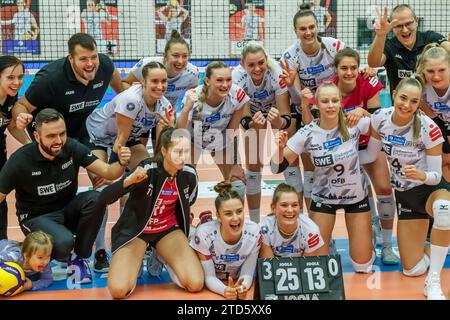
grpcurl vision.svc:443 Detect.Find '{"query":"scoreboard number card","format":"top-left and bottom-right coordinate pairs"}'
top-left (256, 255), bottom-right (345, 300)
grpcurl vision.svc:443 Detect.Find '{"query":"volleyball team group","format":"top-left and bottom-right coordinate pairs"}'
top-left (0, 4), bottom-right (449, 300)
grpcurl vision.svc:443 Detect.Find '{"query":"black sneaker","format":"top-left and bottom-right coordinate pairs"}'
top-left (94, 249), bottom-right (110, 273)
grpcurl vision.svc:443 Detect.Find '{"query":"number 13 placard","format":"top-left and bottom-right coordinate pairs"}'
top-left (256, 255), bottom-right (345, 300)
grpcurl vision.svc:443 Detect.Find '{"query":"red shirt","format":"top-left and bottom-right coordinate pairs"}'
top-left (313, 74), bottom-right (383, 147)
top-left (143, 179), bottom-right (179, 234)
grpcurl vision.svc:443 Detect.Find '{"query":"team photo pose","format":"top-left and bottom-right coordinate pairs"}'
top-left (177, 61), bottom-right (249, 201)
top-left (360, 77), bottom-right (450, 300)
top-left (416, 44), bottom-right (450, 182)
top-left (259, 183), bottom-right (324, 258)
top-left (233, 41), bottom-right (291, 223)
top-left (271, 82), bottom-right (375, 273)
top-left (326, 47), bottom-right (398, 264)
top-left (98, 127), bottom-right (203, 299)
top-left (190, 181), bottom-right (261, 300)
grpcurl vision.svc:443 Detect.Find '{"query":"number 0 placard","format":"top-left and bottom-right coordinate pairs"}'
top-left (256, 255), bottom-right (345, 300)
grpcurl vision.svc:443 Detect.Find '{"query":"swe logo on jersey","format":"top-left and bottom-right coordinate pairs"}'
top-left (276, 245), bottom-right (294, 254)
top-left (205, 113), bottom-right (221, 123)
top-left (254, 90), bottom-right (269, 100)
top-left (167, 84), bottom-right (176, 92)
top-left (383, 144), bottom-right (393, 156)
top-left (388, 135), bottom-right (406, 145)
top-left (220, 254), bottom-right (240, 262)
top-left (323, 137), bottom-right (342, 149)
top-left (301, 78), bottom-right (316, 88)
top-left (434, 102), bottom-right (450, 111)
top-left (307, 65), bottom-right (325, 75)
top-left (313, 155), bottom-right (334, 167)
top-left (398, 70), bottom-right (413, 79)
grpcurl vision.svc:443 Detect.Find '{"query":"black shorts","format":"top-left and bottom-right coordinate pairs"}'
top-left (310, 196), bottom-right (370, 215)
top-left (138, 225), bottom-right (180, 248)
top-left (395, 179), bottom-right (450, 220)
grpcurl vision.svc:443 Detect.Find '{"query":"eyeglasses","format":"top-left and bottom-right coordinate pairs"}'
top-left (393, 20), bottom-right (416, 31)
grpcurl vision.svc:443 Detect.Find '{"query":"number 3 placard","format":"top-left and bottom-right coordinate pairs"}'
top-left (255, 255), bottom-right (345, 300)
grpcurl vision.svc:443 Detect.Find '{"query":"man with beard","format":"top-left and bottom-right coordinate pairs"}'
top-left (13, 32), bottom-right (124, 273)
top-left (0, 108), bottom-right (131, 284)
top-left (368, 4), bottom-right (450, 95)
top-left (13, 32), bottom-right (123, 139)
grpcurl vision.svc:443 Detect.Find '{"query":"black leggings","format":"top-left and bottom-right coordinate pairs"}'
top-left (19, 191), bottom-right (106, 261)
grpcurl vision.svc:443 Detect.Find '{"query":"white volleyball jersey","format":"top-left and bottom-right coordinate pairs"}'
top-left (190, 220), bottom-right (261, 281)
top-left (424, 84), bottom-right (450, 131)
top-left (184, 84), bottom-right (249, 151)
top-left (371, 107), bottom-right (444, 191)
top-left (287, 117), bottom-right (370, 204)
top-left (86, 84), bottom-right (172, 147)
top-left (282, 37), bottom-right (345, 93)
top-left (232, 62), bottom-right (288, 116)
top-left (260, 214), bottom-right (324, 257)
top-left (130, 56), bottom-right (199, 107)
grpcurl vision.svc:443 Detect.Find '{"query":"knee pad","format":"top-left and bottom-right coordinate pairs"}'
top-left (245, 171), bottom-right (262, 196)
top-left (432, 199), bottom-right (450, 231)
top-left (403, 255), bottom-right (430, 277)
top-left (377, 194), bottom-right (396, 221)
top-left (283, 166), bottom-right (303, 193)
top-left (350, 251), bottom-right (375, 273)
top-left (303, 171), bottom-right (314, 198)
top-left (231, 179), bottom-right (246, 201)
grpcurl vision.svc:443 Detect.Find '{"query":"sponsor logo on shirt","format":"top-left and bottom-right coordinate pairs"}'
top-left (37, 184), bottom-right (56, 196)
top-left (69, 101), bottom-right (85, 113)
top-left (167, 84), bottom-right (176, 92)
top-left (398, 69), bottom-right (413, 79)
top-left (65, 90), bottom-right (75, 95)
top-left (313, 154), bottom-right (334, 167)
top-left (31, 171), bottom-right (41, 176)
top-left (61, 159), bottom-right (73, 170)
top-left (161, 190), bottom-right (174, 196)
top-left (434, 102), bottom-right (450, 111)
top-left (276, 245), bottom-right (294, 254)
top-left (283, 52), bottom-right (291, 60)
top-left (215, 263), bottom-right (226, 271)
top-left (388, 135), bottom-right (406, 145)
top-left (301, 78), bottom-right (316, 88)
top-left (323, 137), bottom-right (343, 149)
top-left (254, 90), bottom-right (269, 100)
top-left (205, 113), bottom-right (221, 123)
top-left (220, 254), bottom-right (240, 262)
top-left (141, 118), bottom-right (154, 127)
top-left (307, 65), bottom-right (325, 75)
top-left (307, 233), bottom-right (320, 248)
top-left (383, 144), bottom-right (392, 156)
top-left (126, 103), bottom-right (136, 111)
top-left (395, 54), bottom-right (403, 60)
top-left (93, 81), bottom-right (104, 89)
top-left (429, 124), bottom-right (443, 142)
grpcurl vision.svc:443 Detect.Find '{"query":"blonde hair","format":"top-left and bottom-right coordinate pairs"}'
top-left (315, 82), bottom-right (349, 142)
top-left (416, 43), bottom-right (450, 84)
top-left (394, 77), bottom-right (424, 141)
top-left (241, 41), bottom-right (276, 72)
top-left (21, 231), bottom-right (53, 259)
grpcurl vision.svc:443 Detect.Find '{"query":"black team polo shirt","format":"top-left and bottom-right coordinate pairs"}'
top-left (24, 53), bottom-right (114, 139)
top-left (0, 94), bottom-right (18, 138)
top-left (0, 138), bottom-right (98, 222)
top-left (383, 30), bottom-right (446, 95)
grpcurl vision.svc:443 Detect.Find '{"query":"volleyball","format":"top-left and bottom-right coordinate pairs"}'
top-left (0, 262), bottom-right (26, 297)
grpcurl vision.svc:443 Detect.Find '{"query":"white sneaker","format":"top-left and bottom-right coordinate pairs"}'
top-left (424, 272), bottom-right (446, 300)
